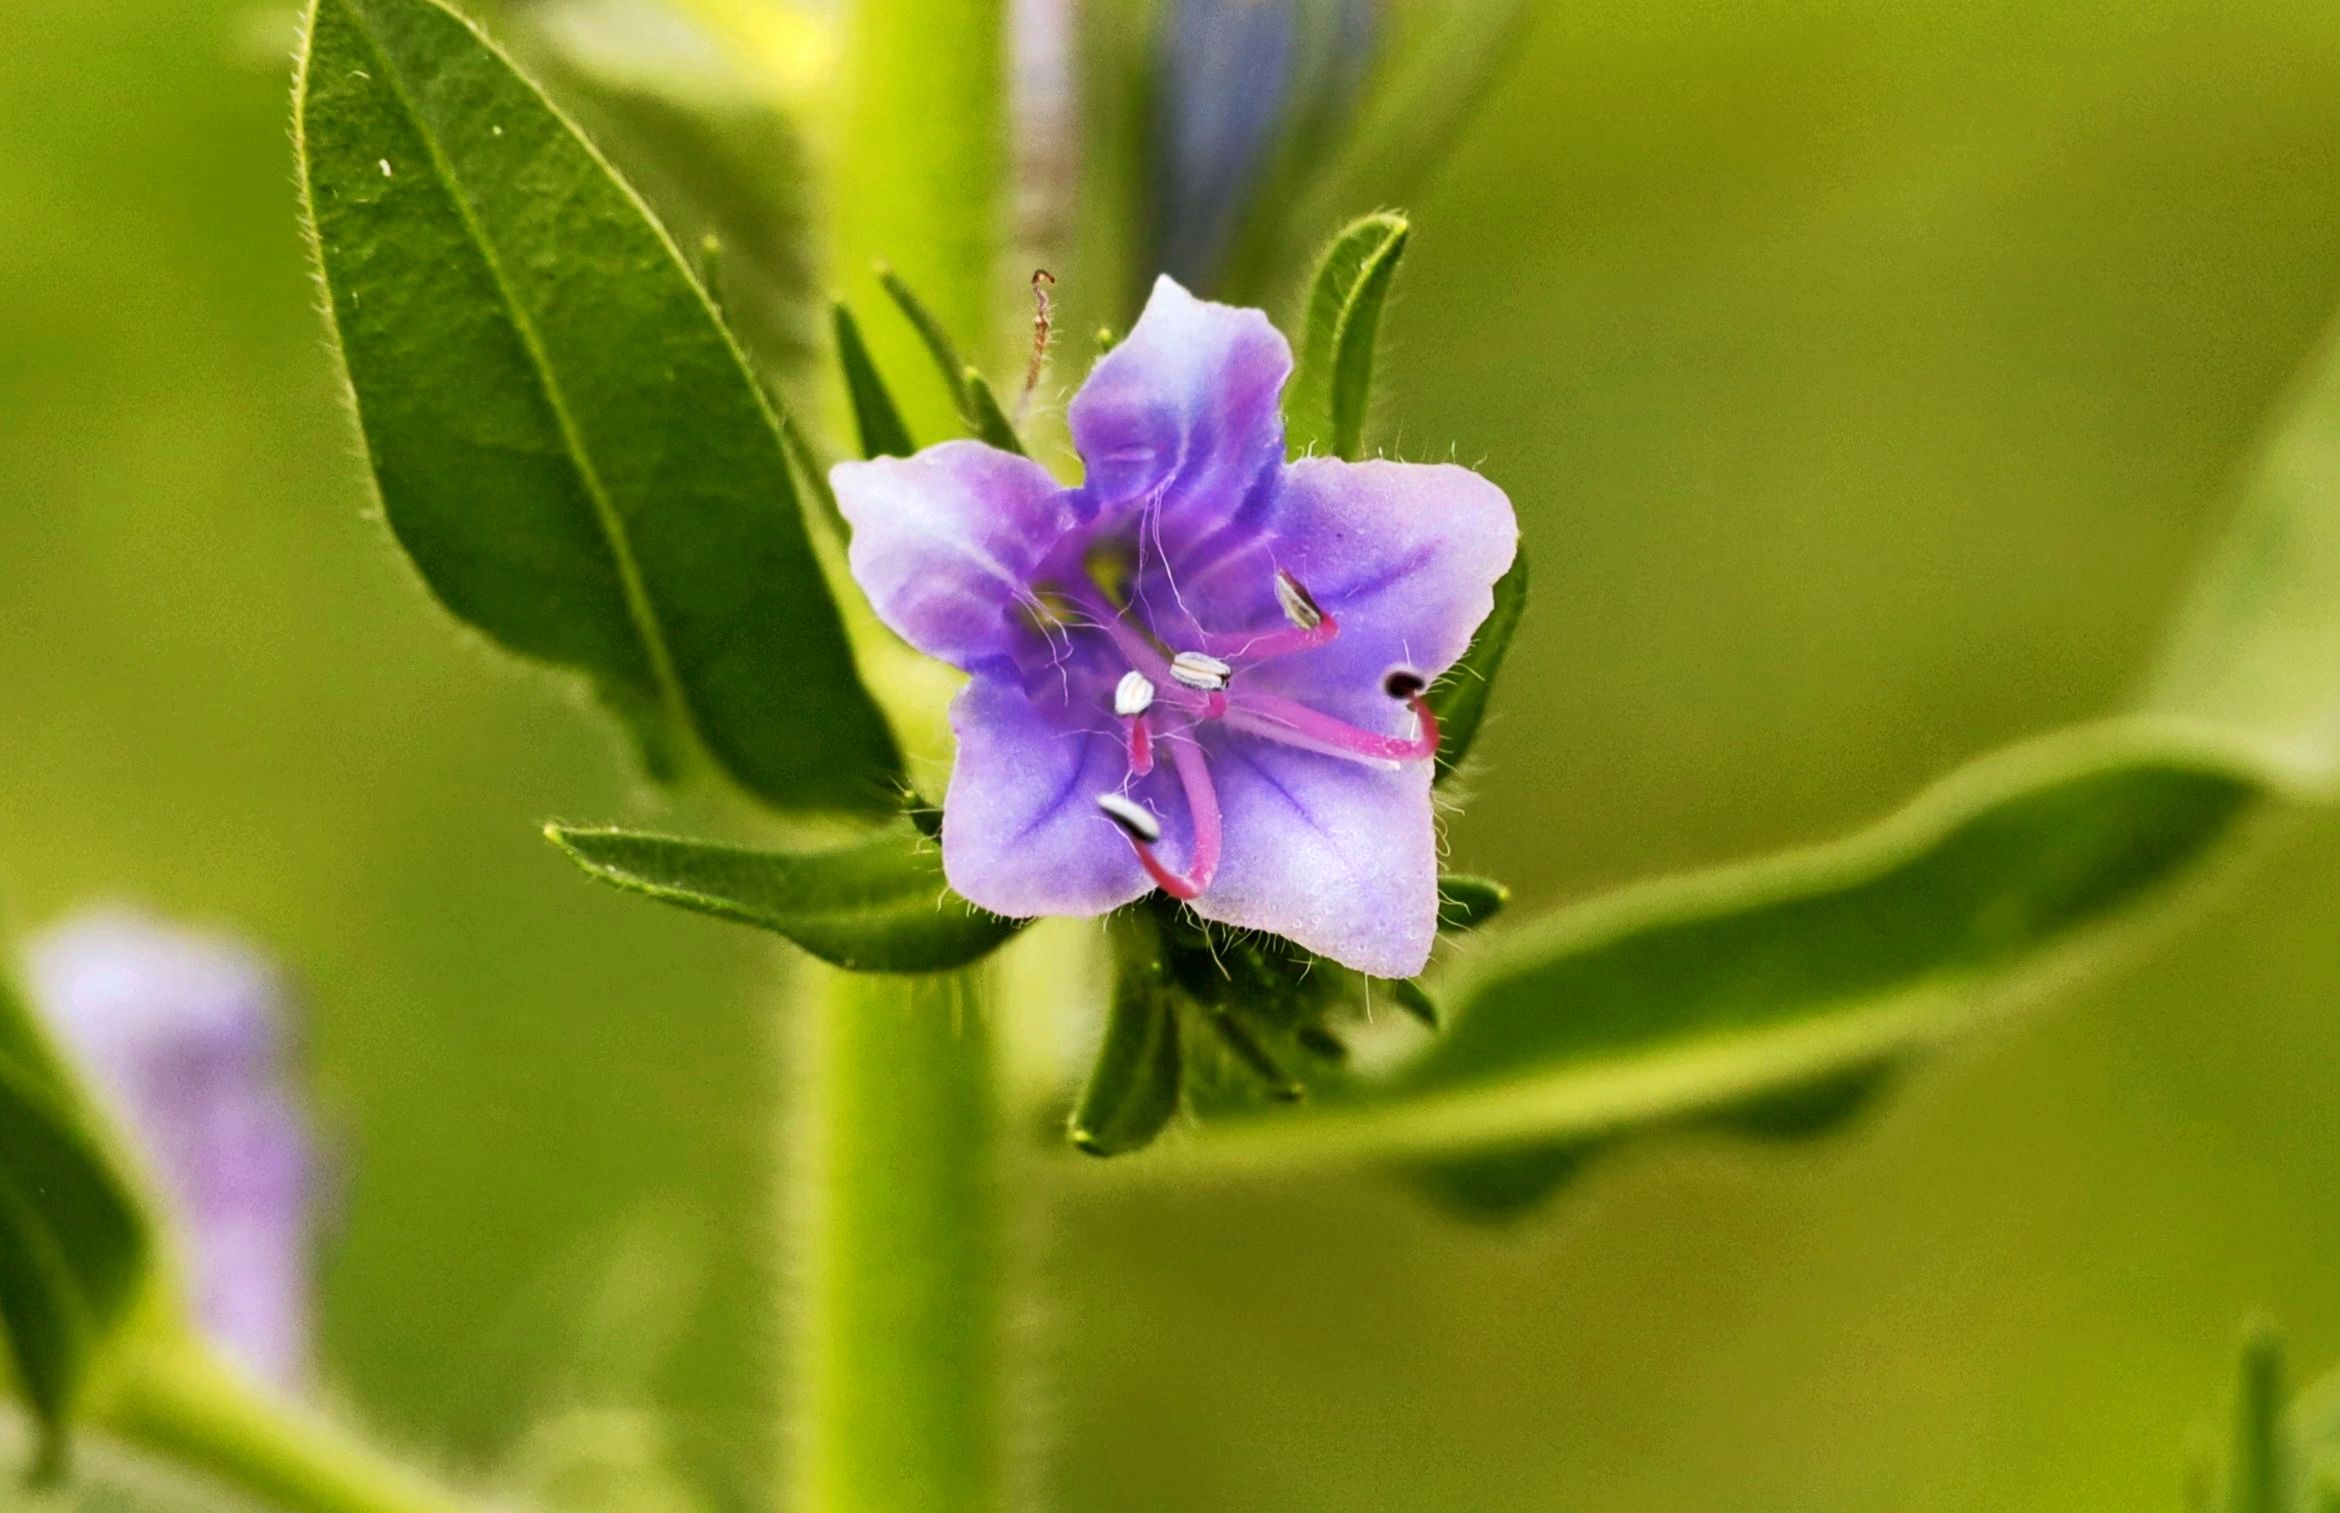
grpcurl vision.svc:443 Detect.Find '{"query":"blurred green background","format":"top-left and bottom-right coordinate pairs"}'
top-left (9, 0), bottom-right (2340, 1508)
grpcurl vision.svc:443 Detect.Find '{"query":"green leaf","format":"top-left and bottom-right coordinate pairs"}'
top-left (878, 266), bottom-right (973, 413)
top-left (961, 369), bottom-right (1027, 456)
top-left (545, 823), bottom-right (1021, 973)
top-left (1173, 724), bottom-right (2279, 1181)
top-left (1436, 876), bottom-right (1509, 932)
top-left (1069, 936), bottom-right (1183, 1157)
top-left (0, 945), bottom-right (151, 1478)
top-left (1286, 212), bottom-right (1411, 461)
top-left (1432, 550), bottom-right (1527, 784)
top-left (832, 301), bottom-right (916, 460)
top-left (295, 0), bottom-right (898, 816)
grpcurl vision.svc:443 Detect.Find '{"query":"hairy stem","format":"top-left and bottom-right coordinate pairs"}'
top-left (784, 964), bottom-right (1007, 1513)
top-left (97, 1333), bottom-right (473, 1513)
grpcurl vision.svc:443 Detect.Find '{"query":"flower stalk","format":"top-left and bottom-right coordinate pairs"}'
top-left (783, 964), bottom-right (1006, 1513)
top-left (95, 1329), bottom-right (474, 1513)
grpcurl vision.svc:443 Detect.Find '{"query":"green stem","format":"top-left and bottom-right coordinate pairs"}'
top-left (784, 964), bottom-right (1007, 1513)
top-left (96, 1334), bottom-right (473, 1513)
top-left (830, 0), bottom-right (1007, 436)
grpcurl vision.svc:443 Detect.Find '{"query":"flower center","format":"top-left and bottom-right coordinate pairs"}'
top-left (1058, 562), bottom-right (1441, 901)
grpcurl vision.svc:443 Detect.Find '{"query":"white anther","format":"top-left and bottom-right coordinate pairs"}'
top-left (1273, 568), bottom-right (1324, 630)
top-left (1114, 669), bottom-right (1158, 717)
top-left (1095, 792), bottom-right (1162, 844)
top-left (1382, 665), bottom-right (1427, 700)
top-left (1170, 650), bottom-right (1232, 691)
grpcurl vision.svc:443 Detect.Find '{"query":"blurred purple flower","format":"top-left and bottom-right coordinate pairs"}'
top-left (1153, 0), bottom-right (1379, 285)
top-left (28, 909), bottom-right (317, 1390)
top-left (835, 277), bottom-right (1515, 977)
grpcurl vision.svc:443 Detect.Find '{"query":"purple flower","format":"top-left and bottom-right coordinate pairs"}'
top-left (836, 277), bottom-right (1516, 978)
top-left (28, 909), bottom-right (317, 1391)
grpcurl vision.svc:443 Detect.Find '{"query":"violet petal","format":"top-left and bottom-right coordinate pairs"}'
top-left (1188, 737), bottom-right (1439, 979)
top-left (942, 677), bottom-right (1158, 919)
top-left (835, 441), bottom-right (1085, 676)
top-left (1068, 276), bottom-right (1291, 539)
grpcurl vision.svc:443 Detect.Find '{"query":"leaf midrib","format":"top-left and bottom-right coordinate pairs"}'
top-left (324, 0), bottom-right (698, 754)
top-left (559, 840), bottom-right (959, 929)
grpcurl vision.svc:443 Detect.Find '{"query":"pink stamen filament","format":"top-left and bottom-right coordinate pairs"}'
top-left (1200, 611), bottom-right (1339, 663)
top-left (1224, 689), bottom-right (1440, 767)
top-left (1126, 712), bottom-right (1155, 776)
top-left (1058, 581), bottom-right (1220, 715)
top-left (1126, 735), bottom-right (1222, 901)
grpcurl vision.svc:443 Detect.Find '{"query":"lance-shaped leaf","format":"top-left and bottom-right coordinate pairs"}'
top-left (1431, 550), bottom-right (1526, 784)
top-left (1168, 724), bottom-right (2282, 1183)
top-left (1159, 311), bottom-right (2340, 1204)
top-left (0, 939), bottom-right (151, 1478)
top-left (546, 823), bottom-right (1021, 973)
top-left (879, 267), bottom-right (973, 408)
top-left (1287, 212), bottom-right (1411, 461)
top-left (295, 0), bottom-right (899, 816)
top-left (833, 302), bottom-right (915, 460)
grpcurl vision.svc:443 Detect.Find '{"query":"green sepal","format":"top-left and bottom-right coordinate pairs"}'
top-left (878, 264), bottom-right (978, 413)
top-left (0, 938), bottom-right (153, 1479)
top-left (1287, 212), bottom-right (1412, 461)
top-left (1432, 550), bottom-right (1527, 785)
top-left (961, 369), bottom-right (1027, 455)
top-left (295, 0), bottom-right (899, 816)
top-left (546, 822), bottom-right (1020, 973)
top-left (1436, 876), bottom-right (1508, 932)
top-left (1388, 978), bottom-right (1441, 1030)
top-left (1069, 925), bottom-right (1184, 1156)
top-left (832, 301), bottom-right (915, 459)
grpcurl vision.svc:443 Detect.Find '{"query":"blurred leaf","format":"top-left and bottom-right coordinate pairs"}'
top-left (546, 824), bottom-right (1020, 973)
top-left (2231, 1323), bottom-right (2288, 1513)
top-left (1266, 0), bottom-right (1531, 290)
top-left (2184, 1320), bottom-right (2340, 1513)
top-left (1387, 977), bottom-right (1439, 1030)
top-left (513, 1), bottom-right (825, 390)
top-left (1436, 875), bottom-right (1508, 933)
top-left (832, 302), bottom-right (915, 459)
top-left (1431, 550), bottom-right (1526, 784)
top-left (1069, 935), bottom-right (1183, 1156)
top-left (1286, 211), bottom-right (1409, 461)
top-left (296, 0), bottom-right (898, 816)
top-left (0, 941), bottom-right (151, 1478)
top-left (1175, 725), bottom-right (2277, 1181)
top-left (1157, 300), bottom-right (2340, 1203)
top-left (1218, 0), bottom-right (1533, 302)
